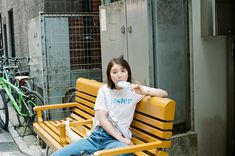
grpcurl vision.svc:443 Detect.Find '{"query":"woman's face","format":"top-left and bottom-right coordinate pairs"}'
top-left (110, 63), bottom-right (128, 87)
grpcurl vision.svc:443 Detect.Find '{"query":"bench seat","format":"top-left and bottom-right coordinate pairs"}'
top-left (33, 78), bottom-right (176, 156)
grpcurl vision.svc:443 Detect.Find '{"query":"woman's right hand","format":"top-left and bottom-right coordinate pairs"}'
top-left (119, 137), bottom-right (134, 146)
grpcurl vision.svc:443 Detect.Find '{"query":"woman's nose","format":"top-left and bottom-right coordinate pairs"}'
top-left (117, 73), bottom-right (122, 78)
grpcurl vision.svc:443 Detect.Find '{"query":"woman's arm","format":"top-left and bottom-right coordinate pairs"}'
top-left (132, 81), bottom-right (168, 97)
top-left (97, 110), bottom-right (133, 146)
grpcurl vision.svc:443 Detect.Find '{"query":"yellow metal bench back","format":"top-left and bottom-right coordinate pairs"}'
top-left (74, 78), bottom-right (176, 154)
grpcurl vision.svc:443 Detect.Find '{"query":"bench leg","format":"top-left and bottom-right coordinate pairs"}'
top-left (44, 145), bottom-right (49, 156)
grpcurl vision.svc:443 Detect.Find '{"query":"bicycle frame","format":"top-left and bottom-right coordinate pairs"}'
top-left (0, 77), bottom-right (35, 117)
top-left (2, 66), bottom-right (15, 82)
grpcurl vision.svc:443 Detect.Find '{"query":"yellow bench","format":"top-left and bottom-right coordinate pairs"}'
top-left (33, 78), bottom-right (176, 156)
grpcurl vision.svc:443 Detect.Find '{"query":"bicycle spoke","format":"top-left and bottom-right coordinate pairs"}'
top-left (21, 90), bottom-right (44, 135)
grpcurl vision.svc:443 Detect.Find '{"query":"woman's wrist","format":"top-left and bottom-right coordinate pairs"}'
top-left (143, 88), bottom-right (150, 95)
top-left (115, 133), bottom-right (125, 141)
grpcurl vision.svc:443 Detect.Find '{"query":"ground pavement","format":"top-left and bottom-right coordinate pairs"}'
top-left (0, 101), bottom-right (46, 156)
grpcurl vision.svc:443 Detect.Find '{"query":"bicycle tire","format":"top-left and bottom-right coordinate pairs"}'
top-left (13, 79), bottom-right (32, 92)
top-left (68, 91), bottom-right (76, 103)
top-left (12, 79), bottom-right (20, 100)
top-left (21, 79), bottom-right (32, 91)
top-left (0, 89), bottom-right (9, 130)
top-left (63, 87), bottom-right (77, 103)
top-left (22, 90), bottom-right (44, 134)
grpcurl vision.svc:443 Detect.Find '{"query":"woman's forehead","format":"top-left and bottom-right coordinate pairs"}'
top-left (111, 63), bottom-right (126, 70)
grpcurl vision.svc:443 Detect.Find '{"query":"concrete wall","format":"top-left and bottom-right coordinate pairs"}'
top-left (191, 0), bottom-right (227, 156)
top-left (0, 0), bottom-right (45, 57)
top-left (0, 0), bottom-right (83, 57)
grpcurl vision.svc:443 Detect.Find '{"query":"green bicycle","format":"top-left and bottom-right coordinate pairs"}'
top-left (0, 72), bottom-right (44, 136)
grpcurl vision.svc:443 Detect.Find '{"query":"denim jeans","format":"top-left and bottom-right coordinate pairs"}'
top-left (51, 126), bottom-right (134, 156)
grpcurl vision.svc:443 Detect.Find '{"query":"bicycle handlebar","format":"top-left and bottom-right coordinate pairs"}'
top-left (3, 65), bottom-right (19, 70)
top-left (0, 56), bottom-right (30, 66)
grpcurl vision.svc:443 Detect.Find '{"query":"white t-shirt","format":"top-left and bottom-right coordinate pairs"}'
top-left (93, 84), bottom-right (144, 139)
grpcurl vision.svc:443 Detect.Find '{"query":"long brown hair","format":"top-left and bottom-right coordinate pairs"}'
top-left (106, 56), bottom-right (132, 89)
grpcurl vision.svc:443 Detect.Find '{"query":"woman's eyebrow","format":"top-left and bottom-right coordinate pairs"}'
top-left (111, 69), bottom-right (118, 72)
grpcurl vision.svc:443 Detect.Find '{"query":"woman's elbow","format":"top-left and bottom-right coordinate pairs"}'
top-left (163, 91), bottom-right (168, 97)
top-left (160, 90), bottom-right (168, 97)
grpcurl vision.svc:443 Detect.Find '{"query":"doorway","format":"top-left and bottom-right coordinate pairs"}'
top-left (8, 9), bottom-right (15, 57)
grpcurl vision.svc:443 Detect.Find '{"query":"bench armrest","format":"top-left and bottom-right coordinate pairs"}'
top-left (56, 119), bottom-right (93, 145)
top-left (33, 103), bottom-right (79, 122)
top-left (94, 141), bottom-right (171, 156)
top-left (56, 119), bottom-right (93, 128)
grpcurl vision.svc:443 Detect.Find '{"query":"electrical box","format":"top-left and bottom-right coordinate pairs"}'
top-left (201, 0), bottom-right (235, 36)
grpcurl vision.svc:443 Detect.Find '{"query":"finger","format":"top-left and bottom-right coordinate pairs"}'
top-left (131, 84), bottom-right (138, 91)
top-left (129, 141), bottom-right (134, 146)
top-left (134, 81), bottom-right (140, 85)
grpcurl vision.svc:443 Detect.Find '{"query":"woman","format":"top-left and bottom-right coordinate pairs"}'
top-left (52, 56), bottom-right (168, 156)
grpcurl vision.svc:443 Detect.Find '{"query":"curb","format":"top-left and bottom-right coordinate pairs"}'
top-left (8, 120), bottom-right (45, 156)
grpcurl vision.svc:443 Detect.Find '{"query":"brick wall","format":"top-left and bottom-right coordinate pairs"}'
top-left (68, 0), bottom-right (101, 70)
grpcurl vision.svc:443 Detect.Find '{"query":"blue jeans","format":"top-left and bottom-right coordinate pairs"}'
top-left (51, 126), bottom-right (134, 156)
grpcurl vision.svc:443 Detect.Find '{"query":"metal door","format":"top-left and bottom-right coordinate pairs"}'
top-left (100, 0), bottom-right (153, 85)
top-left (100, 0), bottom-right (128, 83)
top-left (126, 0), bottom-right (154, 86)
top-left (43, 17), bottom-right (71, 104)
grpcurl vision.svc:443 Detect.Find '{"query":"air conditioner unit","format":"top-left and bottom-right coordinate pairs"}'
top-left (201, 0), bottom-right (235, 36)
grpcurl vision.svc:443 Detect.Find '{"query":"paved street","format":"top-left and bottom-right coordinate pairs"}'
top-left (0, 128), bottom-right (25, 156)
top-left (0, 100), bottom-right (45, 156)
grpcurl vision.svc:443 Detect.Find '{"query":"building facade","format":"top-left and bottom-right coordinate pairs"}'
top-left (1, 0), bottom-right (234, 155)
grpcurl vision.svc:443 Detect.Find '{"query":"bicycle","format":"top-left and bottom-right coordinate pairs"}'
top-left (1, 56), bottom-right (34, 102)
top-left (13, 57), bottom-right (34, 91)
top-left (0, 72), bottom-right (44, 136)
top-left (0, 56), bottom-right (33, 92)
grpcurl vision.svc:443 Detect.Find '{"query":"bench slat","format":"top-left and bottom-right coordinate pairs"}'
top-left (130, 128), bottom-right (158, 142)
top-left (76, 92), bottom-right (97, 103)
top-left (132, 137), bottom-right (159, 155)
top-left (76, 104), bottom-right (94, 116)
top-left (69, 114), bottom-right (92, 129)
top-left (134, 112), bottom-right (173, 130)
top-left (38, 123), bottom-right (62, 144)
top-left (76, 97), bottom-right (95, 109)
top-left (71, 126), bottom-right (89, 138)
top-left (131, 120), bottom-right (172, 139)
top-left (134, 151), bottom-right (149, 156)
top-left (136, 97), bottom-right (175, 121)
top-left (76, 78), bottom-right (103, 96)
top-left (73, 108), bottom-right (93, 119)
top-left (33, 123), bottom-right (62, 151)
top-left (69, 113), bottom-right (86, 121)
top-left (46, 121), bottom-right (72, 143)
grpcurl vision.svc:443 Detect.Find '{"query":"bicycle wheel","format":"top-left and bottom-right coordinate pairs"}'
top-left (0, 89), bottom-right (9, 130)
top-left (22, 90), bottom-right (44, 133)
top-left (13, 79), bottom-right (32, 93)
top-left (63, 87), bottom-right (77, 103)
top-left (20, 79), bottom-right (32, 91)
top-left (68, 91), bottom-right (76, 103)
